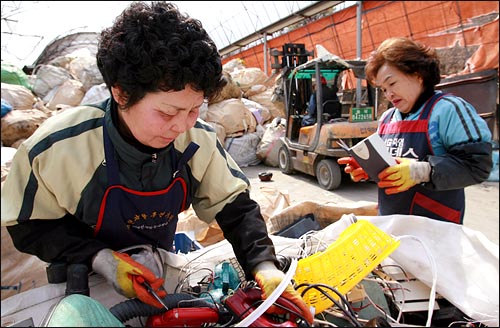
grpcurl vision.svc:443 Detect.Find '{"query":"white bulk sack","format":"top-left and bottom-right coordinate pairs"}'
top-left (0, 83), bottom-right (36, 110)
top-left (224, 132), bottom-right (261, 168)
top-left (206, 98), bottom-right (256, 136)
top-left (32, 64), bottom-right (72, 99)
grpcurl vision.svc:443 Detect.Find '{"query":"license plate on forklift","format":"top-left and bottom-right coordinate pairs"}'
top-left (350, 107), bottom-right (374, 122)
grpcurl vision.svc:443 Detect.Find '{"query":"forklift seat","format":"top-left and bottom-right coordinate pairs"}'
top-left (323, 99), bottom-right (342, 121)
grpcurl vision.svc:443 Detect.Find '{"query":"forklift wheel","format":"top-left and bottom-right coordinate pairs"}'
top-left (315, 159), bottom-right (342, 190)
top-left (278, 146), bottom-right (294, 174)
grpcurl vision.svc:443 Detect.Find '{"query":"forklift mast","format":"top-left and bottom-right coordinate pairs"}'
top-left (271, 44), bottom-right (315, 117)
top-left (271, 43), bottom-right (314, 70)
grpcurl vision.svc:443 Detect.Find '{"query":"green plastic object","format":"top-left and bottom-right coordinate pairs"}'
top-left (212, 261), bottom-right (240, 292)
top-left (206, 261), bottom-right (241, 303)
top-left (43, 294), bottom-right (125, 327)
top-left (1, 63), bottom-right (32, 90)
top-left (290, 69), bottom-right (342, 80)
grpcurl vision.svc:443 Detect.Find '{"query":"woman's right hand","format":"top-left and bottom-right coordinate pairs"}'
top-left (337, 157), bottom-right (369, 182)
top-left (92, 248), bottom-right (166, 308)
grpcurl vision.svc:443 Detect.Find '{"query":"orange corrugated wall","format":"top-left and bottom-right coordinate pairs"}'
top-left (222, 1), bottom-right (498, 76)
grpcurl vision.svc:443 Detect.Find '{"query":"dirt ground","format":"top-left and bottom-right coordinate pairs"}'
top-left (242, 163), bottom-right (500, 245)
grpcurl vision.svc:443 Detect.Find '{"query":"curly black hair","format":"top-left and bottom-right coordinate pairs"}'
top-left (96, 1), bottom-right (226, 107)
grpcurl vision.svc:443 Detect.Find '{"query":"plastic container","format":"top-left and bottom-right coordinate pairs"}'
top-left (275, 213), bottom-right (321, 238)
top-left (294, 220), bottom-right (400, 314)
top-left (258, 171), bottom-right (273, 181)
top-left (173, 232), bottom-right (203, 254)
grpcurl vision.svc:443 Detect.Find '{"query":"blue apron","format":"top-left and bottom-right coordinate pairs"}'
top-left (378, 92), bottom-right (464, 224)
top-left (94, 119), bottom-right (199, 249)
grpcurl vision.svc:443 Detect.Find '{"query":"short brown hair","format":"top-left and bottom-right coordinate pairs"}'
top-left (365, 37), bottom-right (441, 89)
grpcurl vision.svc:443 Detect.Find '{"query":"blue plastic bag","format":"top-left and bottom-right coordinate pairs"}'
top-left (1, 98), bottom-right (13, 118)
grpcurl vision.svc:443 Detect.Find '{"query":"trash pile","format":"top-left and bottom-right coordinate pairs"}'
top-left (1, 46), bottom-right (288, 168)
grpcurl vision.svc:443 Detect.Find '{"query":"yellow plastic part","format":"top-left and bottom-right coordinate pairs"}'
top-left (294, 220), bottom-right (400, 314)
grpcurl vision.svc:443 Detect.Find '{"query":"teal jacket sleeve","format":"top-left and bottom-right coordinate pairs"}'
top-left (425, 95), bottom-right (493, 190)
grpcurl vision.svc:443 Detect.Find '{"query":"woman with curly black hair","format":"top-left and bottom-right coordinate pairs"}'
top-left (2, 2), bottom-right (313, 323)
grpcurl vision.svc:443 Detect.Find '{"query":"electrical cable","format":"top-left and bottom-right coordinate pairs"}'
top-left (448, 317), bottom-right (496, 327)
top-left (176, 241), bottom-right (230, 275)
top-left (371, 267), bottom-right (403, 314)
top-left (362, 288), bottom-right (399, 324)
top-left (396, 235), bottom-right (438, 327)
top-left (299, 230), bottom-right (330, 256)
top-left (174, 267), bottom-right (213, 294)
top-left (296, 283), bottom-right (358, 319)
top-left (311, 229), bottom-right (330, 254)
top-left (313, 317), bottom-right (338, 327)
top-left (297, 232), bottom-right (316, 257)
top-left (379, 264), bottom-right (412, 282)
top-left (296, 284), bottom-right (362, 327)
top-left (231, 297), bottom-right (310, 326)
top-left (390, 282), bottom-right (406, 323)
top-left (271, 298), bottom-right (310, 324)
top-left (198, 291), bottom-right (218, 306)
top-left (364, 274), bottom-right (406, 323)
top-left (274, 242), bottom-right (306, 260)
top-left (234, 258), bottom-right (298, 327)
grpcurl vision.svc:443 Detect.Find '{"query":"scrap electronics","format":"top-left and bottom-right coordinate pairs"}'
top-left (37, 216), bottom-right (488, 327)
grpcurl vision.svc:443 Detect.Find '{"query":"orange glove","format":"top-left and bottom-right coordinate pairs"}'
top-left (92, 248), bottom-right (166, 308)
top-left (337, 157), bottom-right (369, 182)
top-left (253, 261), bottom-right (314, 325)
top-left (378, 157), bottom-right (431, 195)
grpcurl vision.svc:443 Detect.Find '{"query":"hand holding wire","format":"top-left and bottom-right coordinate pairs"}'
top-left (253, 261), bottom-right (314, 325)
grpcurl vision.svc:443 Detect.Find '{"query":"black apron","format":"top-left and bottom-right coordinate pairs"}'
top-left (94, 119), bottom-right (199, 249)
top-left (378, 92), bottom-right (464, 224)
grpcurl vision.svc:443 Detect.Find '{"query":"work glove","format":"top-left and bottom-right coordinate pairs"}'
top-left (253, 261), bottom-right (314, 325)
top-left (337, 156), bottom-right (369, 182)
top-left (130, 248), bottom-right (162, 278)
top-left (377, 157), bottom-right (431, 195)
top-left (92, 248), bottom-right (166, 308)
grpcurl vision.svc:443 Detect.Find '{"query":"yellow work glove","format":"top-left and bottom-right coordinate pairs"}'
top-left (92, 248), bottom-right (166, 308)
top-left (253, 261), bottom-right (314, 325)
top-left (337, 156), bottom-right (369, 182)
top-left (377, 157), bottom-right (431, 195)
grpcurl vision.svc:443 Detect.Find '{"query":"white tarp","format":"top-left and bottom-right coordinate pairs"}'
top-left (366, 215), bottom-right (499, 327)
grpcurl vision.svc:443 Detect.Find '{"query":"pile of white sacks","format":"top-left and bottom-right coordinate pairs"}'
top-left (1, 54), bottom-right (287, 171)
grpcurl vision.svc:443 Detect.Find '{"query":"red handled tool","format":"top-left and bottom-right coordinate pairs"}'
top-left (140, 279), bottom-right (169, 310)
top-left (223, 287), bottom-right (304, 327)
top-left (146, 307), bottom-right (220, 327)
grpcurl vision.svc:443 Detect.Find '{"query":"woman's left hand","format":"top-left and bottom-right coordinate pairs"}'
top-left (378, 157), bottom-right (431, 194)
top-left (253, 261), bottom-right (314, 325)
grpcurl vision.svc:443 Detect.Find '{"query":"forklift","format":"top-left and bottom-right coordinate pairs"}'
top-left (272, 44), bottom-right (379, 190)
